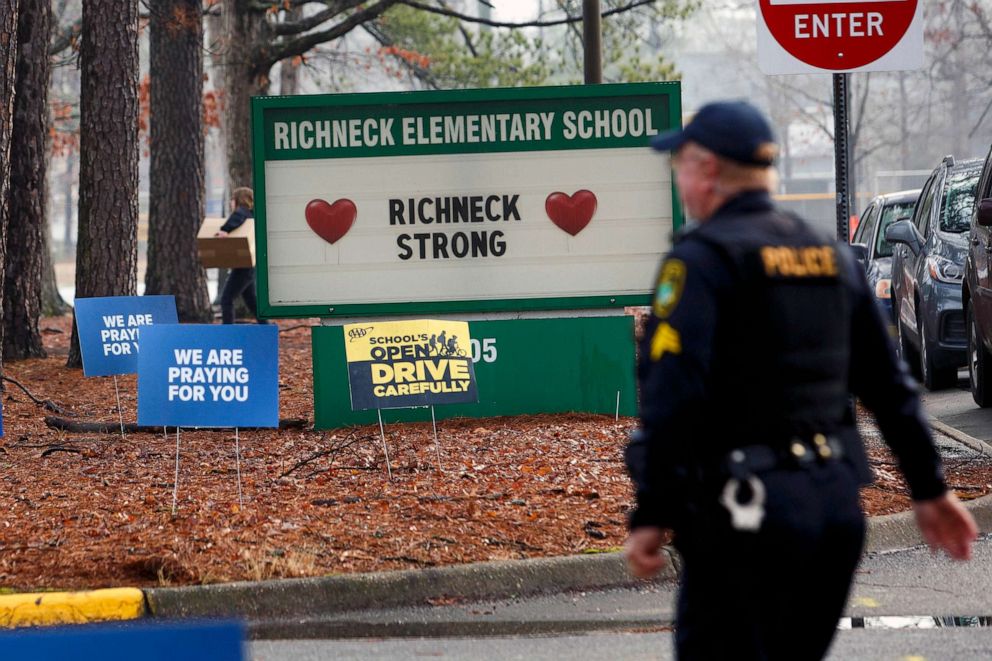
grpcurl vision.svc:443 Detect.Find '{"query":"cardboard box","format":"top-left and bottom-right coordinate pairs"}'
top-left (197, 216), bottom-right (255, 268)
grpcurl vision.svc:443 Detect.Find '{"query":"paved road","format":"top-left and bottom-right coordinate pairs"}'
top-left (250, 536), bottom-right (992, 660)
top-left (920, 374), bottom-right (992, 444)
top-left (246, 388), bottom-right (992, 659)
top-left (251, 628), bottom-right (992, 661)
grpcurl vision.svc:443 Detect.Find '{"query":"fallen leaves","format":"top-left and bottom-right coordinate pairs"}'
top-left (0, 316), bottom-right (987, 592)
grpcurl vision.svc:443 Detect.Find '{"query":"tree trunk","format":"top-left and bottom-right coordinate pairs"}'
top-left (0, 0), bottom-right (19, 375)
top-left (279, 56), bottom-right (300, 96)
top-left (205, 4), bottom-right (226, 310)
top-left (222, 0), bottom-right (270, 190)
top-left (4, 0), bottom-right (50, 360)
top-left (145, 0), bottom-right (212, 322)
top-left (68, 0), bottom-right (139, 368)
top-left (205, 3), bottom-right (227, 213)
top-left (61, 149), bottom-right (74, 247)
top-left (278, 6), bottom-right (301, 95)
top-left (41, 231), bottom-right (68, 316)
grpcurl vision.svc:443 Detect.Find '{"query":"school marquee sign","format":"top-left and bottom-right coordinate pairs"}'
top-left (251, 83), bottom-right (681, 318)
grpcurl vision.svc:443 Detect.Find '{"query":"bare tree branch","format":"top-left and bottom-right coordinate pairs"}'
top-left (279, 430), bottom-right (364, 477)
top-left (439, 0), bottom-right (478, 58)
top-left (396, 0), bottom-right (658, 29)
top-left (972, 97), bottom-right (992, 139)
top-left (361, 21), bottom-right (441, 89)
top-left (850, 73), bottom-right (871, 155)
top-left (3, 376), bottom-right (70, 415)
top-left (256, 0), bottom-right (402, 71)
top-left (274, 0), bottom-right (361, 37)
top-left (49, 17), bottom-right (81, 56)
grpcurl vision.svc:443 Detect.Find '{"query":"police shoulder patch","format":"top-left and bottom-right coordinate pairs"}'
top-left (650, 322), bottom-right (682, 361)
top-left (653, 259), bottom-right (687, 318)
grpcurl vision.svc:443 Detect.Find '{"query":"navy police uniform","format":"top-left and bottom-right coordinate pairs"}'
top-left (625, 190), bottom-right (947, 660)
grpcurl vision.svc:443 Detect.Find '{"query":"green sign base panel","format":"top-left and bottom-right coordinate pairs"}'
top-left (312, 316), bottom-right (637, 429)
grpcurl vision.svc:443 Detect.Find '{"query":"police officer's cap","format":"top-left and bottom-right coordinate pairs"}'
top-left (650, 100), bottom-right (779, 167)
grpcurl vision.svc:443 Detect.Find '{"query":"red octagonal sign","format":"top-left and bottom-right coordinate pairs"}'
top-left (759, 0), bottom-right (918, 71)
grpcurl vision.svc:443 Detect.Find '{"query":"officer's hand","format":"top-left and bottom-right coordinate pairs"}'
top-left (912, 492), bottom-right (978, 561)
top-left (625, 526), bottom-right (669, 579)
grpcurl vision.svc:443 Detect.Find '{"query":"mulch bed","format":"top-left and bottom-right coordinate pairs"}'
top-left (0, 314), bottom-right (988, 591)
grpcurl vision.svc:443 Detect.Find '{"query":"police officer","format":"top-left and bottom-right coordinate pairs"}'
top-left (624, 101), bottom-right (977, 660)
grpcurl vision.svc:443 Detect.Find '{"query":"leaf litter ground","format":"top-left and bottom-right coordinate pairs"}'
top-left (0, 314), bottom-right (988, 591)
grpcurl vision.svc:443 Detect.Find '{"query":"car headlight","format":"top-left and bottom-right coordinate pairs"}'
top-left (927, 255), bottom-right (963, 283)
top-left (874, 279), bottom-right (891, 299)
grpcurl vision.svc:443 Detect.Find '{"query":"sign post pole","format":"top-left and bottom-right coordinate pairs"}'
top-left (756, 0), bottom-right (924, 240)
top-left (583, 0), bottom-right (602, 84)
top-left (833, 72), bottom-right (853, 242)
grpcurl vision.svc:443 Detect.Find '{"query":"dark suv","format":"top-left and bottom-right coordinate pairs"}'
top-left (962, 144), bottom-right (992, 405)
top-left (887, 156), bottom-right (982, 390)
top-left (849, 189), bottom-right (920, 323)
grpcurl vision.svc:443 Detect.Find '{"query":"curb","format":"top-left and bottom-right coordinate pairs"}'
top-left (0, 588), bottom-right (145, 629)
top-left (929, 418), bottom-right (992, 457)
top-left (149, 493), bottom-right (992, 625)
top-left (6, 423), bottom-right (992, 631)
top-left (865, 420), bottom-right (992, 552)
top-left (144, 548), bottom-right (681, 620)
top-left (865, 491), bottom-right (992, 553)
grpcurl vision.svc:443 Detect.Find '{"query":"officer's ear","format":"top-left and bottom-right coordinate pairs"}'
top-left (679, 145), bottom-right (718, 178)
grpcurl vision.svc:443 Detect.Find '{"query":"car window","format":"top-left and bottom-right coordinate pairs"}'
top-left (853, 203), bottom-right (878, 246)
top-left (978, 147), bottom-right (992, 204)
top-left (876, 200), bottom-right (917, 258)
top-left (914, 174), bottom-right (939, 237)
top-left (940, 168), bottom-right (981, 233)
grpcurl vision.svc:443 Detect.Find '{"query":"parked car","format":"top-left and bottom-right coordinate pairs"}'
top-left (962, 144), bottom-right (992, 405)
top-left (886, 155), bottom-right (983, 390)
top-left (849, 189), bottom-right (920, 323)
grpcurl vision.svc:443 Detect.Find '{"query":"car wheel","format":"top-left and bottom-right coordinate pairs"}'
top-left (919, 316), bottom-right (957, 390)
top-left (968, 305), bottom-right (992, 407)
top-left (895, 306), bottom-right (921, 380)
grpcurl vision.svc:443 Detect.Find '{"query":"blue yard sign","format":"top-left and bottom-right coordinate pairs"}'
top-left (137, 324), bottom-right (279, 428)
top-left (0, 620), bottom-right (244, 660)
top-left (74, 296), bottom-right (179, 376)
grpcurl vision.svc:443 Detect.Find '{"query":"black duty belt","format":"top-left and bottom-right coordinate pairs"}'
top-left (725, 433), bottom-right (845, 480)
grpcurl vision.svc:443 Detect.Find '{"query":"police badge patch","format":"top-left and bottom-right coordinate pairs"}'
top-left (653, 259), bottom-right (686, 317)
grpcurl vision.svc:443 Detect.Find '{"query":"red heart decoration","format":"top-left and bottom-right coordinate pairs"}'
top-left (545, 190), bottom-right (598, 236)
top-left (305, 198), bottom-right (357, 244)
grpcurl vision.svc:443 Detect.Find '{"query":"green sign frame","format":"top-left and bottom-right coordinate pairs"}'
top-left (251, 82), bottom-right (682, 319)
top-left (312, 316), bottom-right (638, 429)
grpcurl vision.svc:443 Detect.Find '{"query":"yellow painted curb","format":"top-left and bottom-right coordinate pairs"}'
top-left (0, 588), bottom-right (145, 628)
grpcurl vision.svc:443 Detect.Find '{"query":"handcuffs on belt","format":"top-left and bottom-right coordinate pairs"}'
top-left (719, 435), bottom-right (844, 532)
top-left (720, 449), bottom-right (767, 532)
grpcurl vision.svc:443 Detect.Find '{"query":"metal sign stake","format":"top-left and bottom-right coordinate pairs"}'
top-left (430, 405), bottom-right (443, 471)
top-left (112, 375), bottom-right (126, 440)
top-left (377, 409), bottom-right (393, 480)
top-left (235, 427), bottom-right (244, 508)
top-left (172, 427), bottom-right (181, 515)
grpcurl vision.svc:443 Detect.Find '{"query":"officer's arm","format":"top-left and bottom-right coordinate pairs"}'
top-left (845, 250), bottom-right (946, 501)
top-left (625, 241), bottom-right (725, 529)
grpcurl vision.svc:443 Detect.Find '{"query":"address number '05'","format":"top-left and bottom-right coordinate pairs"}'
top-left (470, 338), bottom-right (498, 364)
